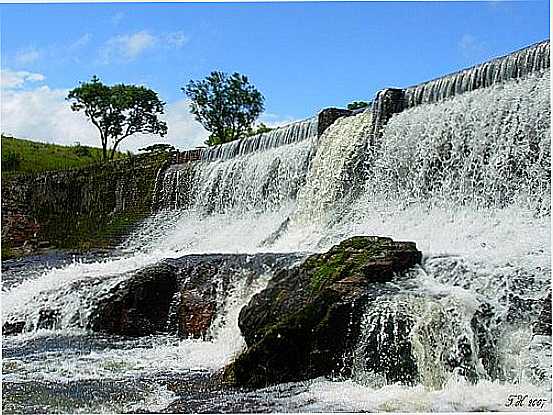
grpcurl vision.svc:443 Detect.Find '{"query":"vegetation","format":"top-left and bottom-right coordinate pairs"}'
top-left (138, 143), bottom-right (176, 153)
top-left (183, 71), bottom-right (264, 146)
top-left (1, 135), bottom-right (126, 176)
top-left (67, 76), bottom-right (168, 160)
top-left (347, 101), bottom-right (370, 110)
top-left (246, 122), bottom-right (273, 137)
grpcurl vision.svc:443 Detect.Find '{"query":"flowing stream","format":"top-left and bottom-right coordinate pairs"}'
top-left (2, 63), bottom-right (551, 412)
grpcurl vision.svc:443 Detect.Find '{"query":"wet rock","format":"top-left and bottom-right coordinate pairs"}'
top-left (3, 321), bottom-right (26, 336)
top-left (87, 263), bottom-right (179, 336)
top-left (86, 253), bottom-right (303, 338)
top-left (37, 309), bottom-right (60, 330)
top-left (224, 236), bottom-right (422, 388)
top-left (317, 108), bottom-right (353, 137)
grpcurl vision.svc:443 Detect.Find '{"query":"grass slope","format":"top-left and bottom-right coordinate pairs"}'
top-left (1, 135), bottom-right (126, 176)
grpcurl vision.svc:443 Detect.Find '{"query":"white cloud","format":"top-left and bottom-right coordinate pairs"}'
top-left (15, 47), bottom-right (41, 65)
top-left (0, 69), bottom-right (45, 89)
top-left (1, 84), bottom-right (208, 152)
top-left (70, 33), bottom-right (92, 50)
top-left (101, 31), bottom-right (157, 62)
top-left (259, 112), bottom-right (299, 128)
top-left (99, 30), bottom-right (189, 63)
top-left (165, 31), bottom-right (188, 49)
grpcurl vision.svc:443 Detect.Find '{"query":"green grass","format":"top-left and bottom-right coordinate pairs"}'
top-left (1, 135), bottom-right (127, 176)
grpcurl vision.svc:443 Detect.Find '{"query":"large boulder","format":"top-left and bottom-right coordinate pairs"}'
top-left (87, 262), bottom-right (179, 336)
top-left (84, 253), bottom-right (301, 338)
top-left (223, 236), bottom-right (422, 387)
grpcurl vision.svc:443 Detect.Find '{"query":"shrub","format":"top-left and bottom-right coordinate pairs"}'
top-left (2, 151), bottom-right (23, 171)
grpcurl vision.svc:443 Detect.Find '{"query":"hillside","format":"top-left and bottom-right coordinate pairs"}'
top-left (1, 135), bottom-right (126, 176)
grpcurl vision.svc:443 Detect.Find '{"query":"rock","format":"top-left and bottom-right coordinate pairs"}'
top-left (3, 321), bottom-right (26, 336)
top-left (224, 236), bottom-right (422, 388)
top-left (317, 108), bottom-right (352, 137)
top-left (85, 253), bottom-right (302, 338)
top-left (87, 263), bottom-right (179, 336)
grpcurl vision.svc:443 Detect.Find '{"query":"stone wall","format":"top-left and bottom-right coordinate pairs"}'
top-left (1, 152), bottom-right (170, 256)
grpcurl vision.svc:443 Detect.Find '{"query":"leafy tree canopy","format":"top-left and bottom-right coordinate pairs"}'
top-left (67, 76), bottom-right (168, 160)
top-left (347, 101), bottom-right (370, 111)
top-left (183, 71), bottom-right (264, 146)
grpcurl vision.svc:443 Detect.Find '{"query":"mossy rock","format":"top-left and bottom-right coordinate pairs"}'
top-left (228, 235), bottom-right (422, 388)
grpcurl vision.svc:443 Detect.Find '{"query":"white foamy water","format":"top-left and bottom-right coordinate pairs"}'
top-left (2, 65), bottom-right (550, 413)
top-left (2, 274), bottom-right (270, 384)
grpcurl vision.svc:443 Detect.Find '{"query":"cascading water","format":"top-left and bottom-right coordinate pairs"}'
top-left (403, 40), bottom-right (549, 108)
top-left (293, 110), bottom-right (372, 226)
top-left (200, 117), bottom-right (318, 161)
top-left (2, 47), bottom-right (551, 412)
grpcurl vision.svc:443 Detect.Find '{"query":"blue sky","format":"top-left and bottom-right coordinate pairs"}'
top-left (1, 1), bottom-right (550, 150)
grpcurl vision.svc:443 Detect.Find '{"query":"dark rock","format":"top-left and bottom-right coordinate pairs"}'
top-left (37, 309), bottom-right (60, 330)
top-left (87, 263), bottom-right (179, 336)
top-left (1, 152), bottom-right (169, 257)
top-left (85, 253), bottom-right (303, 338)
top-left (224, 236), bottom-right (422, 388)
top-left (370, 88), bottom-right (405, 145)
top-left (3, 321), bottom-right (26, 335)
top-left (317, 108), bottom-right (352, 137)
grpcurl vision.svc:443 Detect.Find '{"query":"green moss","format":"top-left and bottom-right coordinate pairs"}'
top-left (1, 244), bottom-right (16, 261)
top-left (2, 151), bottom-right (170, 258)
top-left (305, 237), bottom-right (393, 292)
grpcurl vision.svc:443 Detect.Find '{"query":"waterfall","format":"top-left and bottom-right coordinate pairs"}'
top-left (365, 71), bottom-right (550, 212)
top-left (293, 109), bottom-right (371, 225)
top-left (200, 117), bottom-right (318, 161)
top-left (403, 40), bottom-right (550, 108)
top-left (3, 40), bottom-right (551, 413)
top-left (157, 134), bottom-right (316, 215)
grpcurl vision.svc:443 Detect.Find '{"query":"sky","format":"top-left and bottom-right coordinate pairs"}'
top-left (0, 1), bottom-right (550, 152)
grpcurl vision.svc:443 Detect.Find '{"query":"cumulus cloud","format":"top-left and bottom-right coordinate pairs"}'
top-left (1, 69), bottom-right (45, 89)
top-left (258, 112), bottom-right (300, 128)
top-left (1, 82), bottom-right (208, 152)
top-left (15, 47), bottom-right (41, 65)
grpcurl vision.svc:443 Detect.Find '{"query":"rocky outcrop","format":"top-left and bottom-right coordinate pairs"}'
top-left (223, 236), bottom-right (422, 387)
top-left (87, 263), bottom-right (179, 336)
top-left (84, 253), bottom-right (302, 338)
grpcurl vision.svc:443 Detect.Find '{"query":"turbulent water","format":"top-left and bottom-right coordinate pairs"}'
top-left (2, 67), bottom-right (551, 412)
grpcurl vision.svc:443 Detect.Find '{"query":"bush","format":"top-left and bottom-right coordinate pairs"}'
top-left (347, 101), bottom-right (370, 111)
top-left (72, 142), bottom-right (92, 157)
top-left (247, 122), bottom-right (273, 137)
top-left (2, 151), bottom-right (23, 171)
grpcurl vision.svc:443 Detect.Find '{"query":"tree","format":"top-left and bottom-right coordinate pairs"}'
top-left (138, 143), bottom-right (176, 153)
top-left (246, 122), bottom-right (273, 137)
top-left (183, 71), bottom-right (264, 146)
top-left (67, 76), bottom-right (168, 160)
top-left (347, 101), bottom-right (370, 111)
